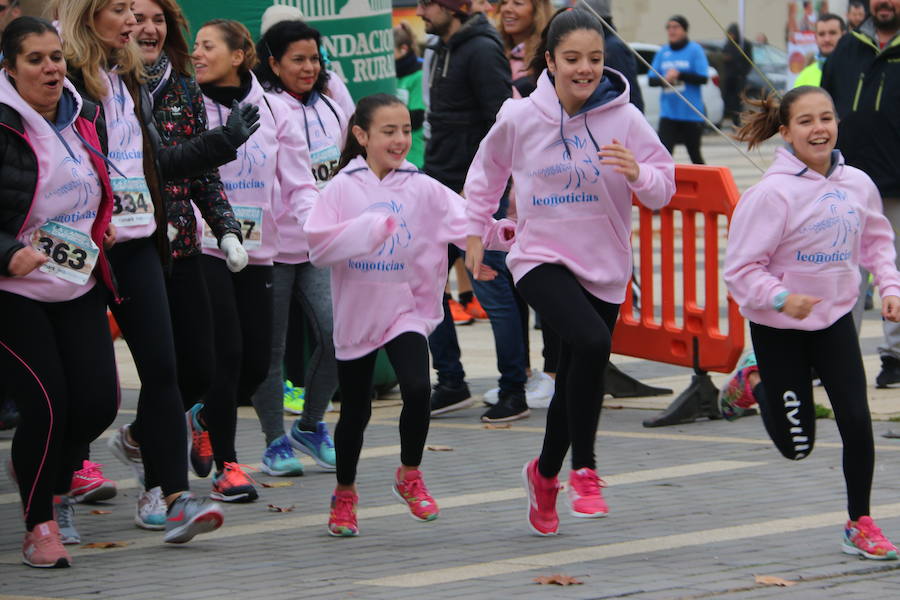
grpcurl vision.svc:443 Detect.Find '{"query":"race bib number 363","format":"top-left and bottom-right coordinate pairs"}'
top-left (111, 176), bottom-right (154, 226)
top-left (202, 205), bottom-right (263, 250)
top-left (31, 221), bottom-right (99, 285)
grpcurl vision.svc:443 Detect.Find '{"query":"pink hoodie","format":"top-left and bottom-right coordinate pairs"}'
top-left (725, 147), bottom-right (900, 331)
top-left (102, 69), bottom-right (156, 244)
top-left (199, 74), bottom-right (318, 265)
top-left (465, 68), bottom-right (675, 304)
top-left (0, 74), bottom-right (115, 303)
top-left (304, 157), bottom-right (514, 360)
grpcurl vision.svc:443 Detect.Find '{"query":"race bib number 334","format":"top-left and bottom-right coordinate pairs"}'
top-left (111, 177), bottom-right (154, 226)
top-left (31, 221), bottom-right (99, 285)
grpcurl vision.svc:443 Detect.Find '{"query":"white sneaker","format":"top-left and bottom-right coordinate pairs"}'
top-left (484, 373), bottom-right (555, 408)
top-left (525, 372), bottom-right (555, 408)
top-left (135, 487), bottom-right (166, 531)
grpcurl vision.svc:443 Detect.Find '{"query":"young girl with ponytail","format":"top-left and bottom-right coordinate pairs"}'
top-left (304, 94), bottom-right (515, 537)
top-left (464, 7), bottom-right (675, 536)
top-left (725, 86), bottom-right (900, 560)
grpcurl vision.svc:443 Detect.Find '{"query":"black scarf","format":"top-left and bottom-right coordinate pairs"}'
top-left (200, 71), bottom-right (253, 106)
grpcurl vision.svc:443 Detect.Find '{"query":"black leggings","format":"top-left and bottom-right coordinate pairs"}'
top-left (165, 255), bottom-right (215, 408)
top-left (658, 117), bottom-right (705, 165)
top-left (0, 286), bottom-right (117, 529)
top-left (200, 256), bottom-right (273, 470)
top-left (516, 264), bottom-right (618, 477)
top-left (108, 237), bottom-right (189, 495)
top-left (750, 314), bottom-right (874, 520)
top-left (335, 332), bottom-right (431, 486)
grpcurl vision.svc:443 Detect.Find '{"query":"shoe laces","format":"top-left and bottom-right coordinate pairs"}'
top-left (573, 469), bottom-right (605, 496)
top-left (399, 473), bottom-right (431, 501)
top-left (77, 460), bottom-right (105, 479)
top-left (317, 423), bottom-right (334, 449)
top-left (269, 438), bottom-right (294, 460)
top-left (856, 518), bottom-right (893, 547)
top-left (220, 462), bottom-right (259, 487)
top-left (55, 498), bottom-right (76, 529)
top-left (144, 488), bottom-right (165, 514)
top-left (193, 429), bottom-right (212, 457)
top-left (331, 492), bottom-right (356, 521)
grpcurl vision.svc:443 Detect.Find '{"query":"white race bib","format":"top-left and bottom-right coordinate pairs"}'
top-left (202, 204), bottom-right (264, 250)
top-left (31, 221), bottom-right (99, 285)
top-left (111, 177), bottom-right (154, 226)
top-left (310, 144), bottom-right (341, 190)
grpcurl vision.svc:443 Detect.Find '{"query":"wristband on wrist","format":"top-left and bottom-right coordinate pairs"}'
top-left (773, 291), bottom-right (789, 312)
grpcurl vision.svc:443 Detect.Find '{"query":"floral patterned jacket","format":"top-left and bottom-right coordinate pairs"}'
top-left (151, 68), bottom-right (241, 259)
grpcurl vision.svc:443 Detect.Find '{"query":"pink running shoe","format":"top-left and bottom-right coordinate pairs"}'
top-left (69, 460), bottom-right (117, 504)
top-left (522, 458), bottom-right (560, 536)
top-left (328, 489), bottom-right (359, 537)
top-left (843, 516), bottom-right (899, 560)
top-left (392, 468), bottom-right (439, 522)
top-left (567, 467), bottom-right (608, 518)
top-left (22, 521), bottom-right (70, 568)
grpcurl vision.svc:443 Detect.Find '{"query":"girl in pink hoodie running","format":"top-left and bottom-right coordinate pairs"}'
top-left (465, 8), bottom-right (675, 536)
top-left (725, 86), bottom-right (900, 560)
top-left (304, 93), bottom-right (514, 537)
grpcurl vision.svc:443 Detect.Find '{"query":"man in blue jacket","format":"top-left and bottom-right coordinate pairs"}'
top-left (649, 14), bottom-right (709, 164)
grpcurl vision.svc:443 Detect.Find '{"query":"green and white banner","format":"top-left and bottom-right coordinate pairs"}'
top-left (179, 0), bottom-right (396, 101)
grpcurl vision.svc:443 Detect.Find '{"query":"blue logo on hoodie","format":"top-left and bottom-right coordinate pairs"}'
top-left (546, 135), bottom-right (600, 191)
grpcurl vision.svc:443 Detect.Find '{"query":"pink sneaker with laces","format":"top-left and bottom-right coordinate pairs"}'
top-left (328, 489), bottom-right (359, 537)
top-left (843, 516), bottom-right (899, 560)
top-left (69, 460), bottom-right (117, 504)
top-left (522, 458), bottom-right (560, 536)
top-left (567, 467), bottom-right (608, 518)
top-left (392, 468), bottom-right (439, 522)
top-left (22, 521), bottom-right (70, 568)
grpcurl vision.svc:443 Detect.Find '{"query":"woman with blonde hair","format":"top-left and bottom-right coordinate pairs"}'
top-left (56, 0), bottom-right (260, 544)
top-left (497, 0), bottom-right (553, 96)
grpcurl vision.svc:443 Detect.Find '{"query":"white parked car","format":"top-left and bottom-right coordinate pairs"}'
top-left (628, 42), bottom-right (724, 130)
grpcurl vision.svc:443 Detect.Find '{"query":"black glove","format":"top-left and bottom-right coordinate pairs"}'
top-left (222, 100), bottom-right (261, 148)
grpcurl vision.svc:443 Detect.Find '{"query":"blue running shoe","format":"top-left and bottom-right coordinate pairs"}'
top-left (261, 435), bottom-right (304, 477)
top-left (289, 421), bottom-right (336, 470)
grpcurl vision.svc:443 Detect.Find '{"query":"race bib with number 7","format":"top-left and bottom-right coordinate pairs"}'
top-left (111, 176), bottom-right (154, 226)
top-left (30, 221), bottom-right (99, 286)
top-left (202, 204), bottom-right (263, 250)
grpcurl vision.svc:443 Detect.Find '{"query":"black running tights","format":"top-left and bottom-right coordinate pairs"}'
top-left (335, 332), bottom-right (431, 485)
top-left (750, 313), bottom-right (874, 520)
top-left (515, 264), bottom-right (618, 478)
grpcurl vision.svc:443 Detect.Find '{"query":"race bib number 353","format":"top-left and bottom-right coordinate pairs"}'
top-left (202, 205), bottom-right (263, 250)
top-left (31, 221), bottom-right (99, 285)
top-left (111, 176), bottom-right (154, 226)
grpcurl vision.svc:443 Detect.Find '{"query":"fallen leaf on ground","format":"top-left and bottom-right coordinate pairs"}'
top-left (81, 541), bottom-right (130, 549)
top-left (755, 575), bottom-right (796, 587)
top-left (260, 481), bottom-right (294, 488)
top-left (90, 510), bottom-right (112, 515)
top-left (426, 445), bottom-right (454, 451)
top-left (533, 574), bottom-right (583, 586)
top-left (483, 423), bottom-right (511, 430)
top-left (267, 504), bottom-right (295, 513)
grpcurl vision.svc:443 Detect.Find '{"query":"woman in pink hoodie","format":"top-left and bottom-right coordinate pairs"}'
top-left (190, 19), bottom-right (319, 503)
top-left (465, 8), bottom-right (675, 536)
top-left (725, 86), bottom-right (900, 560)
top-left (304, 93), bottom-right (513, 537)
top-left (0, 17), bottom-right (117, 569)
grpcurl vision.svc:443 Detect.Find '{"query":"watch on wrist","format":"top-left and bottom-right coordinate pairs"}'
top-left (773, 291), bottom-right (789, 312)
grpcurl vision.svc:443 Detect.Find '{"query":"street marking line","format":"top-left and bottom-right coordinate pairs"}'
top-left (0, 444), bottom-right (401, 506)
top-left (382, 419), bottom-right (900, 453)
top-left (28, 460), bottom-right (759, 558)
top-left (358, 501), bottom-right (900, 588)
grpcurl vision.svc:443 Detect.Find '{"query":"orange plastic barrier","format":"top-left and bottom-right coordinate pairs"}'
top-left (108, 311), bottom-right (121, 341)
top-left (612, 165), bottom-right (744, 375)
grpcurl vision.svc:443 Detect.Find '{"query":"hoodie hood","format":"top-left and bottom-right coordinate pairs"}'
top-left (447, 12), bottom-right (502, 51)
top-left (340, 155), bottom-right (421, 188)
top-left (766, 146), bottom-right (844, 180)
top-left (0, 71), bottom-right (83, 139)
top-left (530, 66), bottom-right (629, 120)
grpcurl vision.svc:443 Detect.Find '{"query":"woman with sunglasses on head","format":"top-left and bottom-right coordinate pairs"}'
top-left (188, 18), bottom-right (318, 501)
top-left (55, 0), bottom-right (260, 543)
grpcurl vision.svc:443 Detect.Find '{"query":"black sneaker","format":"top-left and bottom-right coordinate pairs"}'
top-left (481, 391), bottom-right (530, 423)
top-left (876, 355), bottom-right (900, 388)
top-left (430, 381), bottom-right (472, 416)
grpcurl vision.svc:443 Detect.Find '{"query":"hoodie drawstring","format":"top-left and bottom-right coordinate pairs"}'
top-left (557, 106), bottom-right (601, 162)
top-left (49, 121), bottom-right (127, 178)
